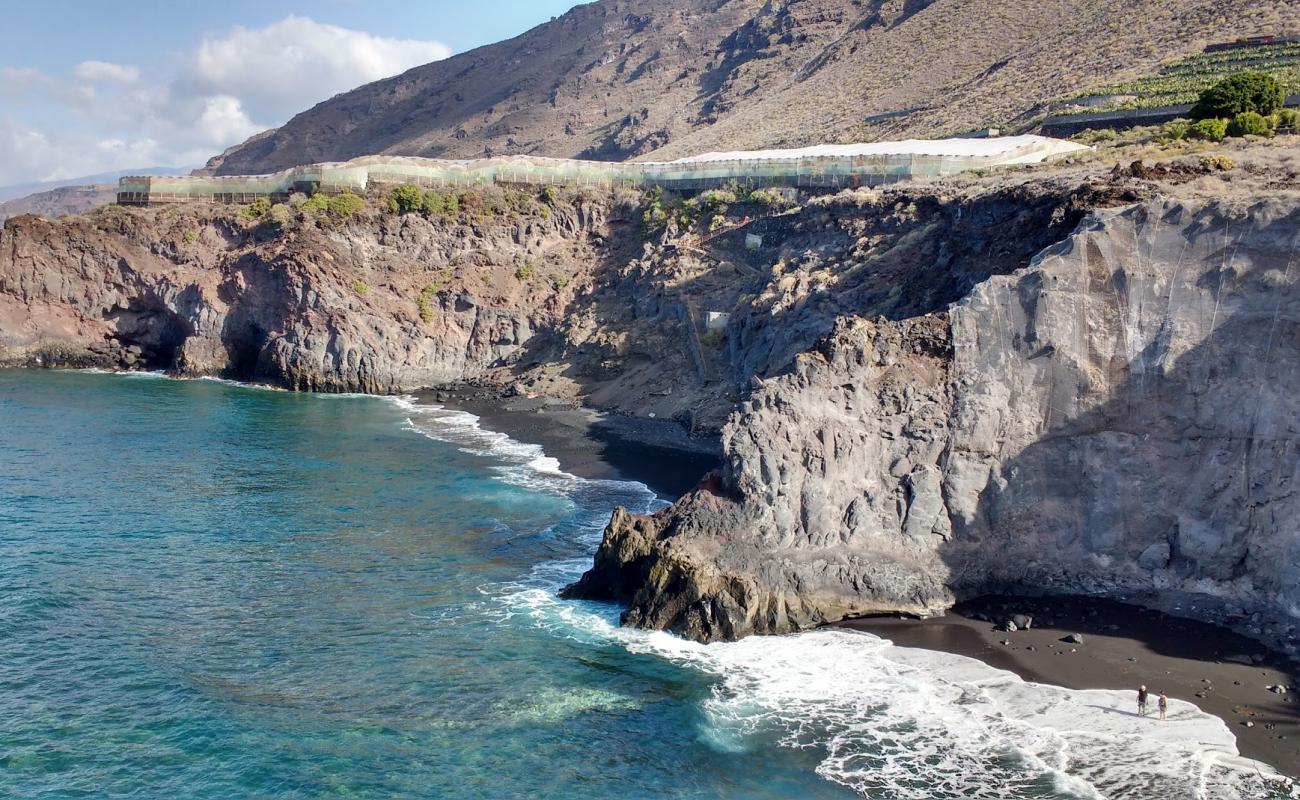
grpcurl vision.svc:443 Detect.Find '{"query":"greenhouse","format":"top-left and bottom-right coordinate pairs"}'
top-left (116, 135), bottom-right (1090, 205)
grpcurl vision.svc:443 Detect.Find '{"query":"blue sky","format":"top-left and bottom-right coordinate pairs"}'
top-left (0, 1), bottom-right (583, 187)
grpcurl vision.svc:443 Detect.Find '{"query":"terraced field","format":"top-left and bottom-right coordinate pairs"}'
top-left (1059, 42), bottom-right (1300, 112)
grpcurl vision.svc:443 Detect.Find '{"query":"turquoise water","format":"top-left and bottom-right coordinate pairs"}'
top-left (0, 370), bottom-right (853, 800)
top-left (0, 370), bottom-right (1280, 800)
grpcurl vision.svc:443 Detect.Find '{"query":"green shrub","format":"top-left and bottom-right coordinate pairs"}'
top-left (503, 188), bottom-right (532, 214)
top-left (641, 187), bottom-right (669, 236)
top-left (388, 184), bottom-right (424, 214)
top-left (417, 284), bottom-right (439, 324)
top-left (303, 191), bottom-right (364, 219)
top-left (550, 275), bottom-right (568, 291)
top-left (700, 188), bottom-right (738, 209)
top-left (302, 193), bottom-right (331, 214)
top-left (421, 190), bottom-right (450, 218)
top-left (240, 197), bottom-right (272, 222)
top-left (1191, 71), bottom-right (1284, 119)
top-left (747, 188), bottom-right (792, 208)
top-left (677, 197), bottom-right (701, 229)
top-left (1186, 118), bottom-right (1228, 142)
top-left (181, 229), bottom-right (199, 244)
top-left (514, 260), bottom-right (535, 282)
top-left (1274, 108), bottom-right (1300, 129)
top-left (327, 192), bottom-right (365, 218)
top-left (268, 203), bottom-right (293, 226)
top-left (1226, 111), bottom-right (1273, 137)
top-left (539, 185), bottom-right (560, 205)
top-left (351, 278), bottom-right (369, 296)
top-left (1200, 155), bottom-right (1235, 171)
top-left (708, 214), bottom-right (728, 232)
top-left (1161, 120), bottom-right (1192, 141)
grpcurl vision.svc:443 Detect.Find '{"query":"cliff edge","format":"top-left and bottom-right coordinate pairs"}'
top-left (564, 194), bottom-right (1300, 658)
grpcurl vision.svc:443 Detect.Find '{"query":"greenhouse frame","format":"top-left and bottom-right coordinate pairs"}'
top-left (117, 136), bottom-right (1090, 205)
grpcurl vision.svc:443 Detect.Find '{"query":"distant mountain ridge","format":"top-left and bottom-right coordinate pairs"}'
top-left (209, 0), bottom-right (1295, 176)
top-left (0, 167), bottom-right (189, 204)
top-left (0, 185), bottom-right (116, 226)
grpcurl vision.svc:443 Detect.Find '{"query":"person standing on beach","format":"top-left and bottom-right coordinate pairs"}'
top-left (1137, 685), bottom-right (1148, 717)
top-left (1157, 690), bottom-right (1168, 721)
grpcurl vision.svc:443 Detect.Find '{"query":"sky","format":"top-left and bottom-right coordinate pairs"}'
top-left (0, 1), bottom-right (583, 187)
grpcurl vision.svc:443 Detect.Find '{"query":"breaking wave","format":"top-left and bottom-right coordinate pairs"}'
top-left (394, 396), bottom-right (1286, 800)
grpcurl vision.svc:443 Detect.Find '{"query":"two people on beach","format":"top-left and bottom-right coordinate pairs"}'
top-left (1137, 685), bottom-right (1168, 720)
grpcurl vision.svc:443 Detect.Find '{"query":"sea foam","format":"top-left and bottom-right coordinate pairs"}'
top-left (392, 397), bottom-right (1288, 800)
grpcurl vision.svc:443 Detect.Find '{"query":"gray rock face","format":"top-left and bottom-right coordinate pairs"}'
top-left (0, 198), bottom-right (621, 394)
top-left (569, 198), bottom-right (1300, 651)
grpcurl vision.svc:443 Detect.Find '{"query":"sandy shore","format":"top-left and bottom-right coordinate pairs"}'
top-left (413, 386), bottom-right (721, 500)
top-left (412, 387), bottom-right (1299, 775)
top-left (840, 595), bottom-right (1300, 776)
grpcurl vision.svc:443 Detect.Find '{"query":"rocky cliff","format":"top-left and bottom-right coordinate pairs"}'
top-left (0, 191), bottom-right (630, 393)
top-left (6, 145), bottom-right (1300, 656)
top-left (565, 194), bottom-right (1300, 657)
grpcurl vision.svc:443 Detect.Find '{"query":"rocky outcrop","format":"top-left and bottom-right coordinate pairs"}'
top-left (7, 158), bottom-right (1299, 656)
top-left (0, 193), bottom-right (629, 393)
top-left (567, 197), bottom-right (1300, 655)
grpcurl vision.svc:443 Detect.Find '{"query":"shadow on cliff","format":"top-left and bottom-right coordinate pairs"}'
top-left (705, 180), bottom-right (1143, 390)
top-left (517, 181), bottom-right (1144, 439)
top-left (937, 202), bottom-right (1300, 691)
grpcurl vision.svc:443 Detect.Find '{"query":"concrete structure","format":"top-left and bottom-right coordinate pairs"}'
top-left (118, 136), bottom-right (1090, 206)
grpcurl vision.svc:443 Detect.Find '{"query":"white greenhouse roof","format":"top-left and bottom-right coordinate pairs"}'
top-left (662, 135), bottom-right (1090, 165)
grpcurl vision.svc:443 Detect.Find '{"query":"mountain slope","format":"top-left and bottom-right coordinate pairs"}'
top-left (210, 0), bottom-right (1295, 175)
top-left (0, 185), bottom-right (117, 226)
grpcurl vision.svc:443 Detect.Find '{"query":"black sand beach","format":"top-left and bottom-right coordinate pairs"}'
top-left (420, 388), bottom-right (1298, 778)
top-left (415, 387), bottom-right (722, 501)
top-left (842, 596), bottom-right (1300, 776)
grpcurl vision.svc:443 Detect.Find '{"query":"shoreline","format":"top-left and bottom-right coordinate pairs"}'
top-left (414, 385), bottom-right (722, 501)
top-left (840, 595), bottom-right (1300, 777)
top-left (414, 382), bottom-right (1300, 776)
top-left (53, 369), bottom-right (1300, 778)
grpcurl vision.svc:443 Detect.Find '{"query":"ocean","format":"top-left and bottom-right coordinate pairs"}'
top-left (0, 370), bottom-right (1278, 799)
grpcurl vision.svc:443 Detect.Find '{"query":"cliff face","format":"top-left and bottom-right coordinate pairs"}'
top-left (0, 194), bottom-right (628, 393)
top-left (6, 154), bottom-right (1300, 656)
top-left (566, 196), bottom-right (1300, 656)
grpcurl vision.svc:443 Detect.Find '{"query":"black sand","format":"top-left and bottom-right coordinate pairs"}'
top-left (415, 387), bottom-right (721, 501)
top-left (841, 596), bottom-right (1300, 776)
top-left (418, 389), bottom-right (1298, 777)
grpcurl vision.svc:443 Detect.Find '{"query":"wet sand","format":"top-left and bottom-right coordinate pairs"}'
top-left (840, 595), bottom-right (1300, 776)
top-left (413, 387), bottom-right (721, 501)
top-left (411, 387), bottom-right (1298, 775)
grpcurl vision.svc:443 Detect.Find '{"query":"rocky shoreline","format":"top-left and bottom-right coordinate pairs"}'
top-left (417, 383), bottom-right (721, 500)
top-left (423, 383), bottom-right (1300, 778)
top-left (842, 595), bottom-right (1300, 777)
top-left (567, 192), bottom-right (1300, 665)
top-left (4, 141), bottom-right (1300, 666)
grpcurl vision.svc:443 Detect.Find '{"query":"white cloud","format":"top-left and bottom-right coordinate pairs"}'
top-left (0, 16), bottom-right (451, 187)
top-left (73, 61), bottom-right (141, 84)
top-left (186, 15), bottom-right (450, 122)
top-left (0, 67), bottom-right (56, 98)
top-left (194, 95), bottom-right (261, 146)
top-left (0, 118), bottom-right (162, 185)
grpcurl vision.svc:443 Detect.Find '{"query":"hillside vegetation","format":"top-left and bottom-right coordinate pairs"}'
top-left (1057, 41), bottom-right (1300, 113)
top-left (207, 0), bottom-right (1295, 175)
